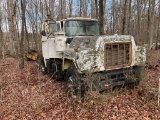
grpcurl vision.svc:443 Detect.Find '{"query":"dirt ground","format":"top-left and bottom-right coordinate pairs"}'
top-left (0, 50), bottom-right (160, 120)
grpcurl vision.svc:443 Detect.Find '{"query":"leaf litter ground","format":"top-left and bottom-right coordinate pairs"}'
top-left (0, 50), bottom-right (160, 120)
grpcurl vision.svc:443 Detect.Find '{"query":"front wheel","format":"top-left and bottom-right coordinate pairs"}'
top-left (66, 66), bottom-right (83, 97)
top-left (38, 55), bottom-right (47, 75)
top-left (66, 67), bottom-right (78, 97)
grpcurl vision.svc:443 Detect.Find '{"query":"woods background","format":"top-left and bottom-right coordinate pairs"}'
top-left (0, 1), bottom-right (160, 119)
top-left (0, 0), bottom-right (160, 58)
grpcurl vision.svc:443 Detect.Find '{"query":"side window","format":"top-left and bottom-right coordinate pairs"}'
top-left (61, 21), bottom-right (63, 31)
top-left (57, 23), bottom-right (60, 32)
top-left (42, 22), bottom-right (45, 31)
top-left (48, 23), bottom-right (56, 34)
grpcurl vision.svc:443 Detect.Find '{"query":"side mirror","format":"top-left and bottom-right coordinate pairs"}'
top-left (41, 31), bottom-right (46, 36)
top-left (66, 38), bottom-right (73, 44)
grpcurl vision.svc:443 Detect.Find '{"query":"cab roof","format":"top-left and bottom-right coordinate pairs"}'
top-left (60, 17), bottom-right (98, 22)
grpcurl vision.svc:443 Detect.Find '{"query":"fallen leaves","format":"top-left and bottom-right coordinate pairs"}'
top-left (0, 50), bottom-right (160, 119)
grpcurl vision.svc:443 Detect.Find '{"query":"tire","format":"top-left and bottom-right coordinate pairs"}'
top-left (84, 73), bottom-right (102, 93)
top-left (136, 66), bottom-right (145, 80)
top-left (38, 55), bottom-right (47, 75)
top-left (126, 66), bottom-right (145, 86)
top-left (133, 66), bottom-right (145, 84)
top-left (66, 66), bottom-right (81, 97)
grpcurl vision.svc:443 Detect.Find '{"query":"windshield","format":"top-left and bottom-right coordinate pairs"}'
top-left (49, 23), bottom-right (57, 34)
top-left (65, 20), bottom-right (99, 36)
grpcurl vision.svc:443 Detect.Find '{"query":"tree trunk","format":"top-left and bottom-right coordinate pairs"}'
top-left (99, 0), bottom-right (104, 35)
top-left (0, 9), bottom-right (4, 59)
top-left (128, 0), bottom-right (132, 34)
top-left (79, 0), bottom-right (82, 16)
top-left (95, 0), bottom-right (98, 19)
top-left (119, 0), bottom-right (123, 35)
top-left (142, 0), bottom-right (147, 44)
top-left (82, 0), bottom-right (87, 16)
top-left (69, 0), bottom-right (73, 17)
top-left (137, 0), bottom-right (141, 42)
top-left (58, 0), bottom-right (63, 20)
top-left (19, 0), bottom-right (25, 69)
top-left (148, 0), bottom-right (155, 50)
top-left (24, 16), bottom-right (29, 52)
top-left (122, 0), bottom-right (130, 35)
top-left (156, 2), bottom-right (160, 49)
top-left (7, 0), bottom-right (17, 56)
top-left (63, 0), bottom-right (66, 18)
top-left (50, 0), bottom-right (55, 19)
top-left (112, 0), bottom-right (116, 34)
top-left (91, 0), bottom-right (94, 18)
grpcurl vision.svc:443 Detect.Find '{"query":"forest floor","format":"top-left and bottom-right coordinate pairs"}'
top-left (0, 50), bottom-right (160, 120)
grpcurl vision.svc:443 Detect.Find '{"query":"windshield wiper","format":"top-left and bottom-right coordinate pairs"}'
top-left (87, 34), bottom-right (95, 36)
top-left (77, 34), bottom-right (95, 36)
top-left (77, 34), bottom-right (86, 36)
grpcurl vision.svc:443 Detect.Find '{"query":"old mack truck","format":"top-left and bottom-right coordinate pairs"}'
top-left (39, 15), bottom-right (146, 96)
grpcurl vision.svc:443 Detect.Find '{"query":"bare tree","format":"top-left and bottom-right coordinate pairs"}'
top-left (63, 0), bottom-right (66, 18)
top-left (24, 15), bottom-right (29, 52)
top-left (137, 0), bottom-right (142, 42)
top-left (82, 0), bottom-right (88, 16)
top-left (68, 0), bottom-right (73, 17)
top-left (7, 0), bottom-right (17, 56)
top-left (141, 0), bottom-right (148, 44)
top-left (128, 0), bottom-right (132, 34)
top-left (79, 0), bottom-right (82, 16)
top-left (95, 0), bottom-right (98, 19)
top-left (112, 0), bottom-right (116, 34)
top-left (58, 0), bottom-right (63, 20)
top-left (0, 8), bottom-right (4, 59)
top-left (156, 2), bottom-right (160, 49)
top-left (19, 0), bottom-right (26, 69)
top-left (122, 0), bottom-right (130, 35)
top-left (148, 0), bottom-right (155, 50)
top-left (99, 0), bottom-right (104, 34)
top-left (50, 0), bottom-right (55, 19)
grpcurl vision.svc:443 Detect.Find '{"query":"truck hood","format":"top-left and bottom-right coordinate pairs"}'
top-left (69, 35), bottom-right (133, 51)
top-left (69, 35), bottom-right (146, 73)
top-left (69, 36), bottom-right (99, 49)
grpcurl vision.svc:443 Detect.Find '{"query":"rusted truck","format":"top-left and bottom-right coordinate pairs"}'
top-left (39, 15), bottom-right (146, 96)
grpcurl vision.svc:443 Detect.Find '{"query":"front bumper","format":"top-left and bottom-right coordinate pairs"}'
top-left (88, 66), bottom-right (145, 91)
